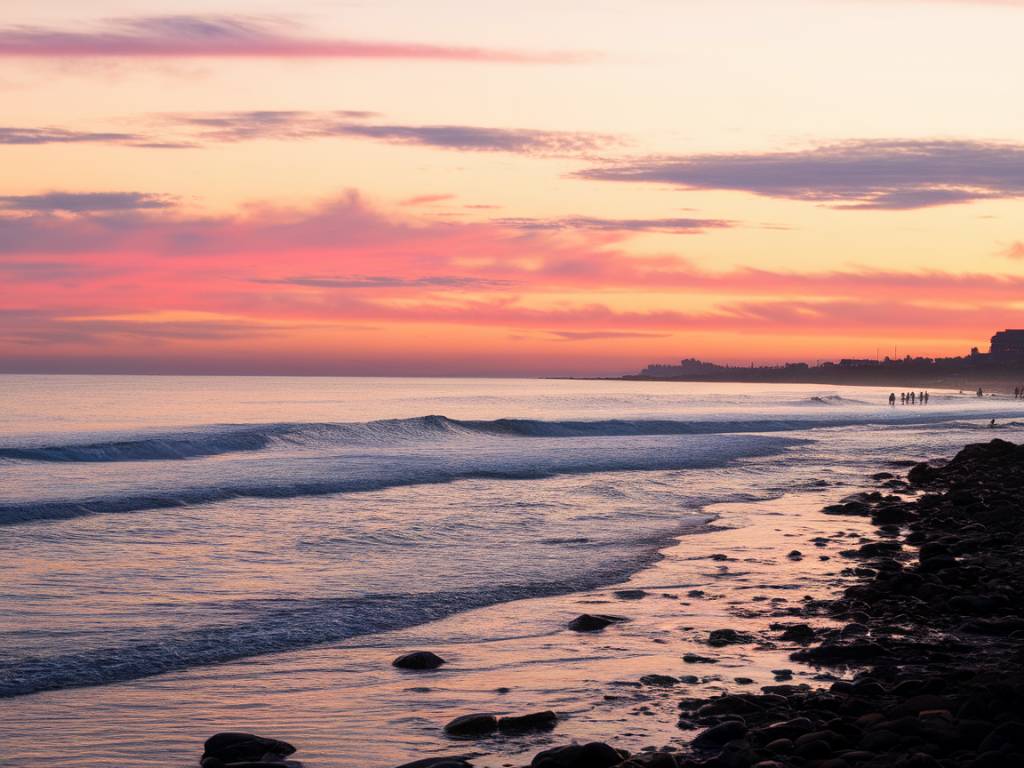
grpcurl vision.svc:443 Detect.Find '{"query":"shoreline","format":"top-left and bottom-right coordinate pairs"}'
top-left (2, 470), bottom-right (879, 767)
top-left (380, 439), bottom-right (1024, 768)
top-left (6, 432), bottom-right (1023, 767)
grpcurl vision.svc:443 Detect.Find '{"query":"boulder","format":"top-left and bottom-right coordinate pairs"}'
top-left (779, 624), bottom-right (816, 643)
top-left (708, 628), bottom-right (755, 647)
top-left (393, 760), bottom-right (474, 768)
top-left (393, 651), bottom-right (447, 670)
top-left (692, 720), bottom-right (748, 749)
top-left (615, 589), bottom-right (649, 600)
top-left (683, 653), bottom-right (718, 664)
top-left (202, 733), bottom-right (296, 764)
top-left (443, 714), bottom-right (498, 737)
top-left (531, 742), bottom-right (626, 768)
top-left (640, 674), bottom-right (679, 687)
top-left (568, 614), bottom-right (626, 632)
top-left (497, 711), bottom-right (558, 733)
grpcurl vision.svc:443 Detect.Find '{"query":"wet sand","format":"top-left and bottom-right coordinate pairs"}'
top-left (4, 484), bottom-right (880, 767)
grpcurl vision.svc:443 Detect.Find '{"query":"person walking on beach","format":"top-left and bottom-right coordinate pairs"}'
top-left (977, 387), bottom-right (984, 398)
top-left (918, 391), bottom-right (925, 405)
top-left (924, 391), bottom-right (930, 405)
top-left (900, 392), bottom-right (906, 405)
top-left (910, 392), bottom-right (916, 405)
top-left (889, 392), bottom-right (896, 407)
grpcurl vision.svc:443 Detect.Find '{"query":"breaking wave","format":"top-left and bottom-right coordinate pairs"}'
top-left (0, 411), bottom-right (991, 464)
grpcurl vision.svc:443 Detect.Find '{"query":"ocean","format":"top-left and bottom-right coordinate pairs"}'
top-left (1, 375), bottom-right (1022, 767)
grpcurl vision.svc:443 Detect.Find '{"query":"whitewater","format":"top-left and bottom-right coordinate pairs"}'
top-left (2, 375), bottom-right (1023, 766)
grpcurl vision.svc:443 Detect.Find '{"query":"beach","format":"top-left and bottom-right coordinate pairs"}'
top-left (1, 376), bottom-right (1023, 767)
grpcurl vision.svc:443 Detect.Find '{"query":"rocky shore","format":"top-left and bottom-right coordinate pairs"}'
top-left (201, 438), bottom-right (1024, 768)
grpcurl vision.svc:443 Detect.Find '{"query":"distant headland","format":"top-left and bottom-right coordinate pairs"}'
top-left (624, 329), bottom-right (1024, 390)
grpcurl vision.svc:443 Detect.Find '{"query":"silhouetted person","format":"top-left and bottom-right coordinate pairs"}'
top-left (977, 387), bottom-right (984, 398)
top-left (901, 392), bottom-right (907, 405)
top-left (889, 392), bottom-right (896, 406)
top-left (910, 392), bottom-right (916, 405)
top-left (918, 391), bottom-right (925, 405)
top-left (924, 391), bottom-right (930, 405)
top-left (990, 419), bottom-right (997, 428)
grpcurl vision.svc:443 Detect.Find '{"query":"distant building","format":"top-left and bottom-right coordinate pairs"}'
top-left (990, 330), bottom-right (1024, 359)
top-left (629, 329), bottom-right (1024, 382)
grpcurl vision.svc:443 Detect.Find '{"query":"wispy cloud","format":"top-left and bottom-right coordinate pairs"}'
top-left (0, 192), bottom-right (174, 212)
top-left (399, 194), bottom-right (456, 207)
top-left (0, 15), bottom-right (587, 63)
top-left (579, 139), bottom-right (1024, 210)
top-left (174, 110), bottom-right (378, 141)
top-left (497, 216), bottom-right (734, 234)
top-left (2, 111), bottom-right (615, 157)
top-left (172, 111), bottom-right (614, 155)
top-left (550, 330), bottom-right (672, 341)
top-left (252, 275), bottom-right (516, 290)
top-left (0, 126), bottom-right (146, 145)
top-left (330, 124), bottom-right (610, 155)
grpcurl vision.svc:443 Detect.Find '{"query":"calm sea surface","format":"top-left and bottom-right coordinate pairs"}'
top-left (1, 375), bottom-right (1022, 765)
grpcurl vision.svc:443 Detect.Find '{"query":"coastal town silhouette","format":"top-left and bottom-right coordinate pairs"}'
top-left (629, 329), bottom-right (1024, 389)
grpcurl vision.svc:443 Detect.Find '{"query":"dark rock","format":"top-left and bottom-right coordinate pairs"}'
top-left (779, 624), bottom-right (816, 643)
top-left (497, 710), bottom-right (558, 733)
top-left (202, 733), bottom-right (296, 763)
top-left (707, 629), bottom-right (755, 647)
top-left (692, 719), bottom-right (747, 749)
top-left (618, 754), bottom-right (678, 768)
top-left (531, 742), bottom-right (626, 768)
top-left (792, 641), bottom-right (888, 664)
top-left (764, 738), bottom-right (794, 754)
top-left (908, 462), bottom-right (935, 484)
top-left (443, 714), bottom-right (498, 737)
top-left (393, 759), bottom-right (474, 768)
top-left (568, 614), bottom-right (626, 632)
top-left (393, 651), bottom-right (447, 670)
top-left (640, 674), bottom-right (679, 687)
top-left (683, 653), bottom-right (718, 664)
top-left (795, 738), bottom-right (831, 758)
top-left (859, 729), bottom-right (901, 751)
top-left (615, 589), bottom-right (649, 600)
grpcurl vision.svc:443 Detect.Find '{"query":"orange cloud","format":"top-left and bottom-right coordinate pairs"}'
top-left (2, 190), bottom-right (1021, 374)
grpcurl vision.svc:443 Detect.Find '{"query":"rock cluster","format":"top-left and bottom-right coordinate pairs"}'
top-left (665, 438), bottom-right (1024, 767)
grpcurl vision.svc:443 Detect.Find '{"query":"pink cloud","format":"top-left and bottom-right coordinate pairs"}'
top-left (399, 194), bottom-right (456, 207)
top-left (2, 190), bottom-right (1021, 372)
top-left (1002, 241), bottom-right (1024, 259)
top-left (0, 16), bottom-right (587, 63)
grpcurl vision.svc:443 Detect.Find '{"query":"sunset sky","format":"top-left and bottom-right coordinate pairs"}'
top-left (2, 0), bottom-right (1023, 376)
